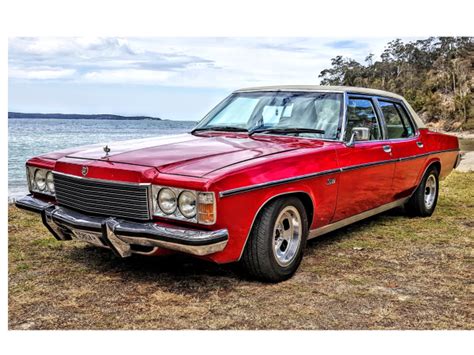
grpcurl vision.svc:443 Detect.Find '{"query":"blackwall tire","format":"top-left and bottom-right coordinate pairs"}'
top-left (405, 165), bottom-right (440, 217)
top-left (241, 197), bottom-right (308, 282)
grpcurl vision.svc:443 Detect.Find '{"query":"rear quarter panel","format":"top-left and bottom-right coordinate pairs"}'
top-left (419, 129), bottom-right (459, 180)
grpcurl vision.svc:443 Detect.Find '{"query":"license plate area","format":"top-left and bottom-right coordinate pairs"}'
top-left (72, 229), bottom-right (105, 247)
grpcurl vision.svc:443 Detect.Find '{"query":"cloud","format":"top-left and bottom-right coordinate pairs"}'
top-left (9, 67), bottom-right (76, 79)
top-left (9, 37), bottom-right (216, 84)
top-left (9, 37), bottom-right (401, 88)
top-left (83, 69), bottom-right (174, 83)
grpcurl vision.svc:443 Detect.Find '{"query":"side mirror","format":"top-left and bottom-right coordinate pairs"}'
top-left (346, 127), bottom-right (370, 147)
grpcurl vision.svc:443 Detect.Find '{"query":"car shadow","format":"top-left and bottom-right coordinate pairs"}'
top-left (65, 242), bottom-right (248, 292)
top-left (65, 206), bottom-right (407, 286)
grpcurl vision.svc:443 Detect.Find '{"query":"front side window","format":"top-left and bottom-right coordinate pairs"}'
top-left (345, 98), bottom-right (382, 141)
top-left (379, 100), bottom-right (415, 139)
top-left (198, 92), bottom-right (344, 140)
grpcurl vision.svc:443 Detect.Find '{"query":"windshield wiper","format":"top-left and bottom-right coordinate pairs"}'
top-left (248, 127), bottom-right (326, 137)
top-left (191, 126), bottom-right (248, 134)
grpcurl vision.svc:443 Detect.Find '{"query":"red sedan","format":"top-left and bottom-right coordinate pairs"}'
top-left (16, 85), bottom-right (460, 282)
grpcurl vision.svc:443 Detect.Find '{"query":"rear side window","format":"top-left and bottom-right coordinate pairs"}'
top-left (345, 98), bottom-right (382, 141)
top-left (379, 100), bottom-right (415, 139)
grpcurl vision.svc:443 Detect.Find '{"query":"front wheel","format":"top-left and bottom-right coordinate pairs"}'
top-left (405, 165), bottom-right (440, 217)
top-left (241, 197), bottom-right (308, 282)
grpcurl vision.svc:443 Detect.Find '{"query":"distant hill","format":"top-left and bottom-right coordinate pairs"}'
top-left (8, 112), bottom-right (162, 120)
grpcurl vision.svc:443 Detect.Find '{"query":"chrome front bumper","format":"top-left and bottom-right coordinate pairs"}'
top-left (15, 195), bottom-right (228, 258)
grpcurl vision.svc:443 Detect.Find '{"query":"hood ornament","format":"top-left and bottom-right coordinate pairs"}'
top-left (103, 145), bottom-right (111, 158)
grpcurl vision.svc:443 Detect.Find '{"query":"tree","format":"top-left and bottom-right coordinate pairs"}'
top-left (318, 37), bottom-right (474, 130)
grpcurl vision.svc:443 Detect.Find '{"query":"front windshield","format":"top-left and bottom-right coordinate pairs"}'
top-left (197, 92), bottom-right (344, 140)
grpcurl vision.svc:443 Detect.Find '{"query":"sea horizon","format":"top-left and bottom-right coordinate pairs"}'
top-left (8, 111), bottom-right (199, 122)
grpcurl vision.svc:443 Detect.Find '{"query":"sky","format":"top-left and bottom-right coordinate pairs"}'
top-left (8, 37), bottom-right (416, 121)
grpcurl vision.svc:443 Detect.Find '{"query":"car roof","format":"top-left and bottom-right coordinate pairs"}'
top-left (233, 85), bottom-right (425, 128)
top-left (234, 85), bottom-right (404, 100)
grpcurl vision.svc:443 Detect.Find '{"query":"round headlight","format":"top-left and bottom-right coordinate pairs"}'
top-left (46, 171), bottom-right (55, 193)
top-left (178, 191), bottom-right (197, 218)
top-left (158, 188), bottom-right (177, 214)
top-left (34, 169), bottom-right (46, 191)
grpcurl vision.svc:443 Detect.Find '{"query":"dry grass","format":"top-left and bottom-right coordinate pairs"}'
top-left (8, 172), bottom-right (474, 330)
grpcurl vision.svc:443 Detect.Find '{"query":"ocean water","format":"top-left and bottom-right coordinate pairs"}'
top-left (8, 118), bottom-right (196, 200)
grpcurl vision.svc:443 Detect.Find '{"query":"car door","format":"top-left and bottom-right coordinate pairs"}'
top-left (332, 95), bottom-right (396, 222)
top-left (376, 98), bottom-right (427, 199)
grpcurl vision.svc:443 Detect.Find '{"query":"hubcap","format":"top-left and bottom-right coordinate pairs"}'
top-left (424, 174), bottom-right (437, 209)
top-left (272, 206), bottom-right (302, 267)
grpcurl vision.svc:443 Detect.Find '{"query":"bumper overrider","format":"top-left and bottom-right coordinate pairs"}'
top-left (15, 195), bottom-right (229, 258)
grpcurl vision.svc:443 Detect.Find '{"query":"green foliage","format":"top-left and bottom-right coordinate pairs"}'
top-left (319, 37), bottom-right (474, 130)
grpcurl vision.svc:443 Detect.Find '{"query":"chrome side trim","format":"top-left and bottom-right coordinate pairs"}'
top-left (219, 168), bottom-right (341, 198)
top-left (219, 148), bottom-right (459, 198)
top-left (308, 197), bottom-right (410, 239)
top-left (340, 158), bottom-right (397, 172)
top-left (398, 148), bottom-right (458, 162)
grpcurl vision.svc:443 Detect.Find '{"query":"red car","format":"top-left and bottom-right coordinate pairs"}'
top-left (16, 85), bottom-right (461, 282)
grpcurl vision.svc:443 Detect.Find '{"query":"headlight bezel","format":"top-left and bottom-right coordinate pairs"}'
top-left (27, 166), bottom-right (55, 196)
top-left (178, 190), bottom-right (197, 219)
top-left (157, 187), bottom-right (178, 215)
top-left (152, 185), bottom-right (216, 225)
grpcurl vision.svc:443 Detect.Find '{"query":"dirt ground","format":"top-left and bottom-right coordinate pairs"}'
top-left (8, 172), bottom-right (473, 330)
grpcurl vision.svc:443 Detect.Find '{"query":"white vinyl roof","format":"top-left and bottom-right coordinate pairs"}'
top-left (234, 85), bottom-right (425, 128)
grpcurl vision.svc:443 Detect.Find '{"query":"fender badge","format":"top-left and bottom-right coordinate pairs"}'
top-left (327, 178), bottom-right (336, 185)
top-left (82, 166), bottom-right (89, 176)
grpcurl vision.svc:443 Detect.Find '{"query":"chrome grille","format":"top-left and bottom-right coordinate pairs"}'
top-left (53, 173), bottom-right (151, 220)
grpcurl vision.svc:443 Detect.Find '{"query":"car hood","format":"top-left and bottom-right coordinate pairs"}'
top-left (61, 133), bottom-right (307, 177)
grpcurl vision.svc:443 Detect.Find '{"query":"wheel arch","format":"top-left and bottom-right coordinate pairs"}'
top-left (238, 190), bottom-right (314, 260)
top-left (429, 160), bottom-right (441, 174)
top-left (417, 158), bottom-right (441, 186)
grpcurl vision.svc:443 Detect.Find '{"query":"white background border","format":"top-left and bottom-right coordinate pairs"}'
top-left (1, 0), bottom-right (472, 354)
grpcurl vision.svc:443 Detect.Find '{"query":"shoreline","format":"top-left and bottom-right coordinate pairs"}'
top-left (8, 117), bottom-right (197, 123)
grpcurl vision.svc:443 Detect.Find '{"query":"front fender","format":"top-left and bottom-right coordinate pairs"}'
top-left (208, 170), bottom-right (339, 263)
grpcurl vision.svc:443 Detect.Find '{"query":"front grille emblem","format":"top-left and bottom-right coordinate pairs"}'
top-left (82, 166), bottom-right (88, 176)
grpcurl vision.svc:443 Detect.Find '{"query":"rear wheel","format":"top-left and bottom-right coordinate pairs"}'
top-left (241, 197), bottom-right (308, 282)
top-left (405, 165), bottom-right (439, 217)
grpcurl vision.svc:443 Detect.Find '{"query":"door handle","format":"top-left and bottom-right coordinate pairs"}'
top-left (383, 145), bottom-right (392, 153)
top-left (417, 141), bottom-right (424, 148)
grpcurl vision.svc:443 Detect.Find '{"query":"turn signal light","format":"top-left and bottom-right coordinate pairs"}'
top-left (197, 192), bottom-right (216, 225)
